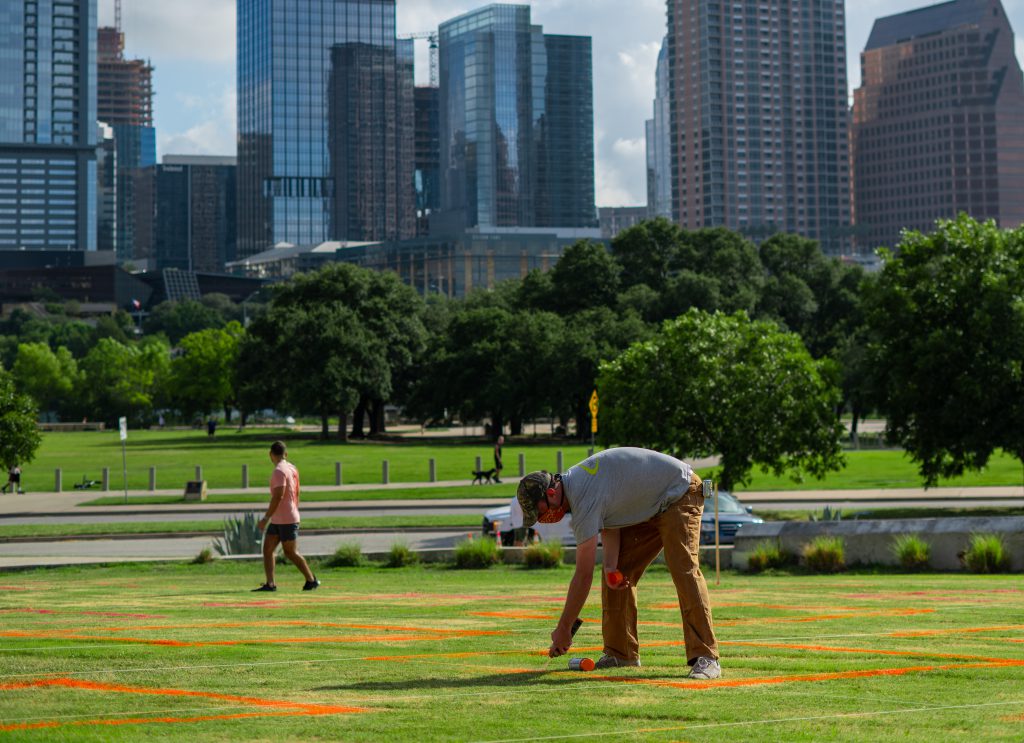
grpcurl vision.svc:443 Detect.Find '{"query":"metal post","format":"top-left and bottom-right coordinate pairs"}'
top-left (518, 453), bottom-right (525, 478)
top-left (335, 462), bottom-right (342, 486)
top-left (429, 458), bottom-right (436, 482)
top-left (556, 450), bottom-right (563, 473)
top-left (148, 467), bottom-right (156, 491)
top-left (714, 481), bottom-right (721, 586)
top-left (475, 455), bottom-right (482, 472)
top-left (121, 441), bottom-right (128, 504)
top-left (242, 464), bottom-right (249, 489)
top-left (195, 466), bottom-right (202, 482)
top-left (382, 460), bottom-right (389, 484)
top-left (55, 468), bottom-right (62, 493)
top-left (102, 467), bottom-right (109, 491)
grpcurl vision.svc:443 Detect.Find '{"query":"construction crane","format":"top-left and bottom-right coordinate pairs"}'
top-left (398, 31), bottom-right (439, 88)
top-left (114, 0), bottom-right (121, 32)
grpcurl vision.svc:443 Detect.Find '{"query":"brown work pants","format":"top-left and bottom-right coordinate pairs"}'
top-left (601, 471), bottom-right (719, 665)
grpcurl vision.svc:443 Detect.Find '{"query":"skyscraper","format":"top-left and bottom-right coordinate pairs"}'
top-left (851, 0), bottom-right (1024, 250)
top-left (237, 0), bottom-right (415, 259)
top-left (97, 25), bottom-right (156, 263)
top-left (414, 86), bottom-right (440, 236)
top-left (0, 0), bottom-right (98, 253)
top-left (666, 0), bottom-right (851, 252)
top-left (645, 37), bottom-right (671, 220)
top-left (437, 4), bottom-right (596, 232)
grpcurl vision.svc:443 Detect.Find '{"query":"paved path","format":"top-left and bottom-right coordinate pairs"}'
top-left (1, 480), bottom-right (1022, 570)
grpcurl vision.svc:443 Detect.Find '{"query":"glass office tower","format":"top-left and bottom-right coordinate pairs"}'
top-left (237, 0), bottom-right (414, 259)
top-left (438, 4), bottom-right (596, 232)
top-left (0, 0), bottom-right (98, 253)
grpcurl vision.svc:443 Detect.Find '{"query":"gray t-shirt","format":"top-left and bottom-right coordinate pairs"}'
top-left (562, 447), bottom-right (694, 544)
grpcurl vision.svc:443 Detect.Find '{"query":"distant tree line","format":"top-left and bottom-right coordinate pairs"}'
top-left (1, 214), bottom-right (1022, 488)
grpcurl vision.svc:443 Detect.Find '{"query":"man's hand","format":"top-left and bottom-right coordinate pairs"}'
top-left (257, 516), bottom-right (268, 531)
top-left (548, 623), bottom-right (573, 658)
top-left (605, 569), bottom-right (631, 590)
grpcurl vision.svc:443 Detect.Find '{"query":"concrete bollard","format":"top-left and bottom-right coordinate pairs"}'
top-left (556, 451), bottom-right (563, 473)
top-left (518, 453), bottom-right (525, 477)
top-left (382, 460), bottom-right (389, 484)
top-left (588, 448), bottom-right (594, 457)
top-left (149, 467), bottom-right (156, 491)
top-left (55, 468), bottom-right (62, 493)
top-left (195, 466), bottom-right (202, 483)
top-left (102, 467), bottom-right (109, 491)
top-left (242, 464), bottom-right (249, 489)
top-left (335, 462), bottom-right (342, 486)
top-left (475, 455), bottom-right (482, 472)
top-left (429, 458), bottom-right (436, 482)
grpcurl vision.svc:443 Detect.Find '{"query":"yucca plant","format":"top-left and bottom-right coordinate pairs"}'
top-left (213, 512), bottom-right (263, 556)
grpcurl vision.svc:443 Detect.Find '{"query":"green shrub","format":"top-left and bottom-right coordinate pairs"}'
top-left (386, 542), bottom-right (419, 568)
top-left (891, 534), bottom-right (930, 571)
top-left (213, 512), bottom-right (262, 556)
top-left (963, 533), bottom-right (1011, 573)
top-left (522, 540), bottom-right (563, 569)
top-left (452, 536), bottom-right (502, 569)
top-left (802, 536), bottom-right (845, 573)
top-left (325, 542), bottom-right (364, 568)
top-left (746, 540), bottom-right (795, 572)
top-left (191, 547), bottom-right (215, 564)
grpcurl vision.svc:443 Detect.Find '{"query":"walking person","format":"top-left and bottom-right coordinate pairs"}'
top-left (253, 441), bottom-right (319, 592)
top-left (517, 446), bottom-right (720, 679)
top-left (493, 434), bottom-right (504, 483)
top-left (2, 465), bottom-right (20, 494)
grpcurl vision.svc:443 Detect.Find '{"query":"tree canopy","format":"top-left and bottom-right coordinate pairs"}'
top-left (0, 368), bottom-right (41, 470)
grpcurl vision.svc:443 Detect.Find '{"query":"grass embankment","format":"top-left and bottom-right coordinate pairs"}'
top-left (79, 485), bottom-right (505, 506)
top-left (0, 561), bottom-right (1022, 741)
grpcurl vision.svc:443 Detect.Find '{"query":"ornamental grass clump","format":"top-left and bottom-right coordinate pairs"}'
top-left (963, 533), bottom-right (1011, 574)
top-left (746, 540), bottom-right (795, 573)
top-left (523, 540), bottom-right (563, 569)
top-left (802, 535), bottom-right (845, 573)
top-left (452, 535), bottom-right (502, 569)
top-left (891, 534), bottom-right (930, 571)
top-left (386, 541), bottom-right (419, 568)
top-left (325, 542), bottom-right (365, 568)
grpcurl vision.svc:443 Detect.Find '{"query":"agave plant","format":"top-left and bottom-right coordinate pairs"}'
top-left (213, 512), bottom-right (264, 556)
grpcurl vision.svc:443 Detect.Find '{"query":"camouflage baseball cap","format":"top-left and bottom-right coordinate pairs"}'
top-left (516, 471), bottom-right (554, 528)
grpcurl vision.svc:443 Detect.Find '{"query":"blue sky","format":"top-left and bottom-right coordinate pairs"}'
top-left (102, 0), bottom-right (1024, 207)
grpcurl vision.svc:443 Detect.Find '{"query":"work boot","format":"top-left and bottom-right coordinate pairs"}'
top-left (593, 654), bottom-right (641, 669)
top-left (687, 656), bottom-right (721, 680)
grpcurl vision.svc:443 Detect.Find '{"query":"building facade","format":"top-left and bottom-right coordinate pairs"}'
top-left (414, 86), bottom-right (440, 236)
top-left (97, 26), bottom-right (156, 264)
top-left (134, 155), bottom-right (238, 273)
top-left (0, 0), bottom-right (97, 254)
top-left (666, 0), bottom-right (851, 253)
top-left (851, 0), bottom-right (1024, 250)
top-left (437, 4), bottom-right (596, 233)
top-left (237, 0), bottom-right (415, 260)
top-left (645, 37), bottom-right (671, 220)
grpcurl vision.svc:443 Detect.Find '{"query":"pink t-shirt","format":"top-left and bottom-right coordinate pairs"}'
top-left (270, 460), bottom-right (301, 524)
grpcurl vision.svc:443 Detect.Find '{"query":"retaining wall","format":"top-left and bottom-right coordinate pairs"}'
top-left (732, 517), bottom-right (1024, 571)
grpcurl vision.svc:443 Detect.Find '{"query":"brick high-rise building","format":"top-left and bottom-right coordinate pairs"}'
top-left (666, 0), bottom-right (851, 253)
top-left (851, 0), bottom-right (1024, 251)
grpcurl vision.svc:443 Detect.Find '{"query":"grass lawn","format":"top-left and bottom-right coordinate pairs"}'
top-left (28, 430), bottom-right (594, 491)
top-left (79, 484), bottom-right (506, 506)
top-left (0, 562), bottom-right (1022, 741)
top-left (22, 430), bottom-right (1024, 495)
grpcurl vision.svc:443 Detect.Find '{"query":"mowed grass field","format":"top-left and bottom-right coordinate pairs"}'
top-left (24, 429), bottom-right (1024, 495)
top-left (1, 562), bottom-right (1023, 741)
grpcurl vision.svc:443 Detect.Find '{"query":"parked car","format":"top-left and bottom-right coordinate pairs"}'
top-left (482, 490), bottom-right (762, 546)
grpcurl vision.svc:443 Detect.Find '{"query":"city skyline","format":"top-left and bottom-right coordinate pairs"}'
top-left (102, 0), bottom-right (1024, 207)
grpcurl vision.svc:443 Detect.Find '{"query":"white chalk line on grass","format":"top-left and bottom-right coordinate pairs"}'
top-left (471, 699), bottom-right (1024, 743)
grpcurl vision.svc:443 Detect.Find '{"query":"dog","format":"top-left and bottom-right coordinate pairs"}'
top-left (471, 468), bottom-right (499, 485)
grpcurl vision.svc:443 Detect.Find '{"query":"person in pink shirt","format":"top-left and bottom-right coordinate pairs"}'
top-left (253, 440), bottom-right (319, 592)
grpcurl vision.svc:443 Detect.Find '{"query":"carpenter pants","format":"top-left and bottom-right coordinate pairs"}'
top-left (601, 471), bottom-right (719, 665)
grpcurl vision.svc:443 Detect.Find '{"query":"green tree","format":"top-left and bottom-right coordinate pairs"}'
top-left (167, 323), bottom-right (244, 422)
top-left (610, 217), bottom-right (683, 292)
top-left (867, 215), bottom-right (1024, 485)
top-left (76, 337), bottom-right (170, 426)
top-left (11, 342), bottom-right (81, 417)
top-left (546, 240), bottom-right (621, 314)
top-left (143, 300), bottom-right (227, 344)
top-left (598, 309), bottom-right (844, 489)
top-left (0, 368), bottom-right (41, 470)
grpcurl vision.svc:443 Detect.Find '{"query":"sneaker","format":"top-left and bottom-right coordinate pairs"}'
top-left (251, 583), bottom-right (277, 592)
top-left (593, 654), bottom-right (641, 669)
top-left (302, 577), bottom-right (320, 591)
top-left (687, 656), bottom-right (721, 680)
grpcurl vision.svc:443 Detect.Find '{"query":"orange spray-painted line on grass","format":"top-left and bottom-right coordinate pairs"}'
top-left (890, 625), bottom-right (1024, 638)
top-left (724, 640), bottom-right (1023, 664)
top-left (0, 677), bottom-right (368, 732)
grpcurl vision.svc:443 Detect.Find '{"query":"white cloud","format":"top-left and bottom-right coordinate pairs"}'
top-left (157, 86), bottom-right (235, 159)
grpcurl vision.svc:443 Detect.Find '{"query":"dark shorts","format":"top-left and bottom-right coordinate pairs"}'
top-left (266, 522), bottom-right (299, 542)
